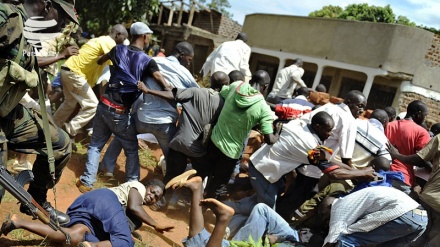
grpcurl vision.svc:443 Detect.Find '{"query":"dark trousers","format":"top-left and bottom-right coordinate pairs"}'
top-left (205, 140), bottom-right (238, 199)
top-left (163, 148), bottom-right (212, 185)
top-left (276, 170), bottom-right (320, 221)
top-left (1, 105), bottom-right (71, 203)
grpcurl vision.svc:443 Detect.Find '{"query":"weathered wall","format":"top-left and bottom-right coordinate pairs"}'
top-left (398, 92), bottom-right (440, 125)
top-left (193, 10), bottom-right (222, 34)
top-left (192, 10), bottom-right (242, 39)
top-left (242, 14), bottom-right (440, 92)
top-left (218, 14), bottom-right (242, 39)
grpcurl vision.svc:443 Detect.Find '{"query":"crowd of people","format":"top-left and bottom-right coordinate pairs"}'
top-left (1, 1), bottom-right (440, 247)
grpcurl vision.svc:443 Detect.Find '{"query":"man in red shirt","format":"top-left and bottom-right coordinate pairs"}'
top-left (385, 100), bottom-right (431, 189)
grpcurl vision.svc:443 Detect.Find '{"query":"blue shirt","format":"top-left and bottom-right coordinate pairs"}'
top-left (136, 56), bottom-right (199, 124)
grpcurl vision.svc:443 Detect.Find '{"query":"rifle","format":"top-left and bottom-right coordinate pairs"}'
top-left (0, 164), bottom-right (71, 244)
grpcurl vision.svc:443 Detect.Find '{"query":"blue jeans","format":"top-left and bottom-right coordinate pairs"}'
top-left (134, 114), bottom-right (177, 160)
top-left (338, 209), bottom-right (428, 247)
top-left (248, 162), bottom-right (284, 208)
top-left (232, 203), bottom-right (299, 243)
top-left (183, 204), bottom-right (299, 247)
top-left (101, 114), bottom-right (177, 174)
top-left (80, 104), bottom-right (139, 187)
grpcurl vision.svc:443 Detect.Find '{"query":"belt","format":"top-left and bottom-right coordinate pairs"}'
top-left (412, 208), bottom-right (428, 217)
top-left (99, 102), bottom-right (128, 114)
top-left (61, 66), bottom-right (72, 72)
top-left (100, 95), bottom-right (127, 110)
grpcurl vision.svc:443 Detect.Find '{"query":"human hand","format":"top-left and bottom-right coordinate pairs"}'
top-left (360, 166), bottom-right (376, 181)
top-left (386, 142), bottom-right (399, 158)
top-left (137, 81), bottom-right (148, 93)
top-left (274, 122), bottom-right (283, 135)
top-left (154, 224), bottom-right (174, 233)
top-left (60, 46), bottom-right (79, 59)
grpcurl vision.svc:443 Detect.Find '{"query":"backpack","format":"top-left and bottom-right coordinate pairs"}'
top-left (0, 3), bottom-right (38, 117)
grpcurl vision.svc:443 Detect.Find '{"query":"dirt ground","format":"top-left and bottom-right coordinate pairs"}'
top-left (0, 140), bottom-right (192, 247)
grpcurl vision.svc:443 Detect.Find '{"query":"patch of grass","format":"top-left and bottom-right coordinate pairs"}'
top-left (139, 148), bottom-right (157, 169)
top-left (94, 176), bottom-right (118, 189)
top-left (74, 142), bottom-right (88, 155)
top-left (1, 191), bottom-right (18, 203)
top-left (134, 240), bottom-right (147, 247)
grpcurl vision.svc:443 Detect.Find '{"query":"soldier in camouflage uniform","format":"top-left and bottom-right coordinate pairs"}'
top-left (0, 0), bottom-right (78, 224)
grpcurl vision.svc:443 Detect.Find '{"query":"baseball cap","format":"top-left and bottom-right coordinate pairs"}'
top-left (53, 0), bottom-right (79, 24)
top-left (130, 22), bottom-right (153, 35)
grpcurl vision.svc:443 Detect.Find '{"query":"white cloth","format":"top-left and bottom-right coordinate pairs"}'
top-left (108, 181), bottom-right (146, 206)
top-left (269, 64), bottom-right (306, 99)
top-left (324, 186), bottom-right (419, 244)
top-left (250, 119), bottom-right (322, 183)
top-left (201, 39), bottom-right (251, 80)
top-left (334, 118), bottom-right (391, 168)
top-left (298, 103), bottom-right (357, 178)
top-left (136, 56), bottom-right (199, 124)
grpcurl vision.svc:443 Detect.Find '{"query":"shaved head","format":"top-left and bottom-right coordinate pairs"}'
top-left (370, 109), bottom-right (389, 128)
top-left (384, 106), bottom-right (396, 122)
top-left (211, 71), bottom-right (230, 91)
top-left (406, 100), bottom-right (428, 125)
top-left (228, 70), bottom-right (245, 83)
top-left (251, 70), bottom-right (270, 86)
top-left (110, 24), bottom-right (128, 44)
top-left (173, 41), bottom-right (194, 56)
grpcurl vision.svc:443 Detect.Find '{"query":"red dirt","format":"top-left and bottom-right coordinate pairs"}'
top-left (0, 141), bottom-right (191, 247)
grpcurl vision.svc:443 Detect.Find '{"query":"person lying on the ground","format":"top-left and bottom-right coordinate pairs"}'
top-left (0, 179), bottom-right (173, 247)
top-left (165, 170), bottom-right (302, 247)
top-left (290, 156), bottom-right (405, 226)
top-left (320, 186), bottom-right (427, 247)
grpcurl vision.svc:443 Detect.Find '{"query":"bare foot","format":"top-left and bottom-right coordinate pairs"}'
top-left (182, 176), bottom-right (203, 191)
top-left (200, 198), bottom-right (235, 222)
top-left (266, 234), bottom-right (279, 244)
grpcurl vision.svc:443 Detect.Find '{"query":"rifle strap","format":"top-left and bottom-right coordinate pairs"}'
top-left (34, 60), bottom-right (56, 176)
top-left (14, 13), bottom-right (24, 64)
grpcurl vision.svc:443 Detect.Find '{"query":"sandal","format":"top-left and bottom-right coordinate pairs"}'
top-left (0, 213), bottom-right (16, 236)
top-left (165, 169), bottom-right (197, 189)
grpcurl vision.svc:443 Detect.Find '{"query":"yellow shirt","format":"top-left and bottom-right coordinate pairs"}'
top-left (64, 35), bottom-right (115, 87)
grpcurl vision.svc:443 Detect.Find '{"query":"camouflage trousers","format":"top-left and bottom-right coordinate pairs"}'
top-left (0, 104), bottom-right (71, 203)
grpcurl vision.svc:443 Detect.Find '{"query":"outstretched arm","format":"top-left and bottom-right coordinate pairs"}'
top-left (37, 46), bottom-right (79, 67)
top-left (97, 53), bottom-right (110, 65)
top-left (387, 143), bottom-right (432, 172)
top-left (127, 188), bottom-right (174, 232)
top-left (137, 81), bottom-right (176, 103)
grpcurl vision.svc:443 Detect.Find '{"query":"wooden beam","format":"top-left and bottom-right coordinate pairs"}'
top-left (157, 4), bottom-right (164, 25)
top-left (167, 2), bottom-right (175, 26)
top-left (187, 1), bottom-right (195, 26)
top-left (177, 0), bottom-right (184, 25)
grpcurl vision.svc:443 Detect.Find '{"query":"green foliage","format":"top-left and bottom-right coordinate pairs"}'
top-left (76, 0), bottom-right (160, 35)
top-left (200, 0), bottom-right (233, 18)
top-left (309, 5), bottom-right (343, 19)
top-left (309, 3), bottom-right (440, 33)
top-left (230, 235), bottom-right (276, 247)
top-left (339, 4), bottom-right (395, 23)
top-left (396, 15), bottom-right (416, 26)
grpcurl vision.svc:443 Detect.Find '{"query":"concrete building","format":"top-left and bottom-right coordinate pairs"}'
top-left (242, 14), bottom-right (440, 124)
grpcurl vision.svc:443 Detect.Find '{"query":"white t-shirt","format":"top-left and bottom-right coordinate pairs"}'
top-left (108, 181), bottom-right (147, 206)
top-left (250, 119), bottom-right (322, 183)
top-left (269, 64), bottom-right (306, 99)
top-left (298, 103), bottom-right (357, 178)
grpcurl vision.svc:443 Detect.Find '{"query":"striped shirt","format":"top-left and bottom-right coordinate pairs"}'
top-left (325, 186), bottom-right (419, 244)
